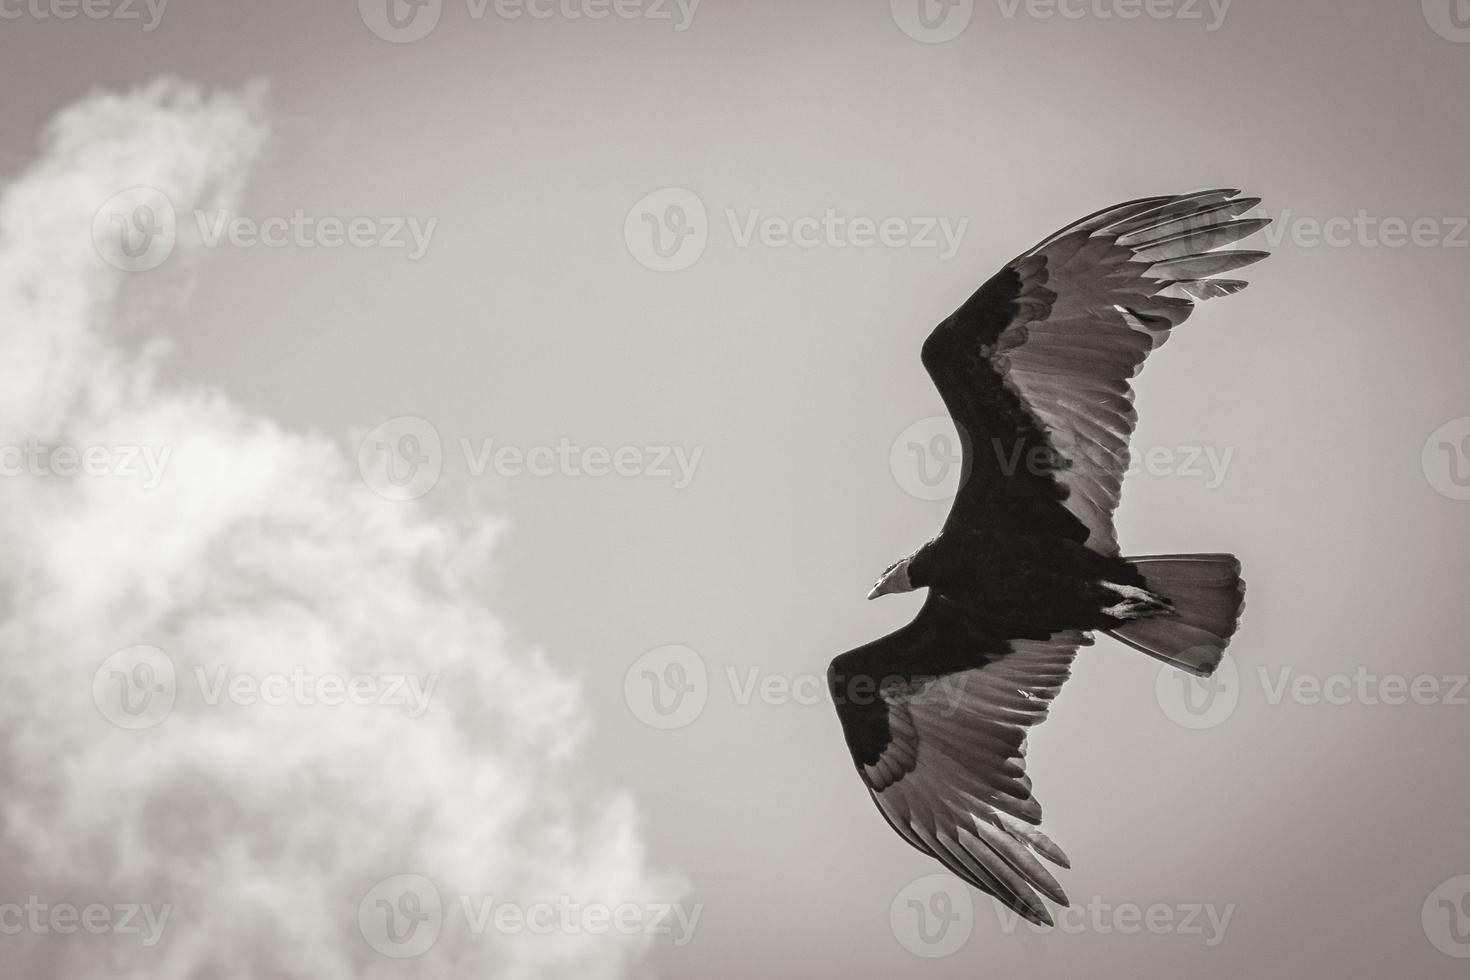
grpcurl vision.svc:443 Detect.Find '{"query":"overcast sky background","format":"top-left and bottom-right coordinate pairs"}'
top-left (2, 1), bottom-right (1468, 977)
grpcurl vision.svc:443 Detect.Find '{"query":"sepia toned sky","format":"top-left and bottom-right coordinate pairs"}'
top-left (1, 1), bottom-right (1468, 977)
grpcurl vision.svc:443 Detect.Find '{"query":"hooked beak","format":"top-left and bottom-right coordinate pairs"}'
top-left (867, 559), bottom-right (913, 600)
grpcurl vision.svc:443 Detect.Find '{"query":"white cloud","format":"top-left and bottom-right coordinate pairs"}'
top-left (0, 79), bottom-right (681, 979)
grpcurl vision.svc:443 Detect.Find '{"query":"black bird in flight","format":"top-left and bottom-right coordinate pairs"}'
top-left (828, 189), bottom-right (1268, 927)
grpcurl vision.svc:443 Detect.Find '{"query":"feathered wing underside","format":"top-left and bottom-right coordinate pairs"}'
top-left (925, 189), bottom-right (1270, 554)
top-left (830, 601), bottom-right (1091, 926)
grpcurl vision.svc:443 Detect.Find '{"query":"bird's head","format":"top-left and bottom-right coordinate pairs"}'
top-left (868, 556), bottom-right (916, 600)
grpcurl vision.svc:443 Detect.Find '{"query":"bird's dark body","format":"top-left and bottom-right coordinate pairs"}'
top-left (908, 528), bottom-right (1147, 635)
top-left (829, 531), bottom-right (1149, 775)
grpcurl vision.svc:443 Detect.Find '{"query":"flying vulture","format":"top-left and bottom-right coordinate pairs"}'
top-left (828, 189), bottom-right (1268, 927)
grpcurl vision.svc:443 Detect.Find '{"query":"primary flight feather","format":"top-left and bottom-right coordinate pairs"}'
top-left (828, 189), bottom-right (1268, 927)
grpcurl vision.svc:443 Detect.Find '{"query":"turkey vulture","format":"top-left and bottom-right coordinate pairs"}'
top-left (829, 189), bottom-right (1268, 927)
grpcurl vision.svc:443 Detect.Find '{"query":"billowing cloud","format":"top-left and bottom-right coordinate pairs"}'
top-left (0, 79), bottom-right (682, 979)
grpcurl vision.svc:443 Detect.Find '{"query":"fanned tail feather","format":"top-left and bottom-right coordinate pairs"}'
top-left (1106, 554), bottom-right (1246, 677)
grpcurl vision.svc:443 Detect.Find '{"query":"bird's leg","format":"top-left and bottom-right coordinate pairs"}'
top-left (1099, 581), bottom-right (1173, 620)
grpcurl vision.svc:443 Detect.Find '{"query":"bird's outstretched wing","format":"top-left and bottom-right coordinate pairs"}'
top-left (923, 189), bottom-right (1270, 554)
top-left (828, 596), bottom-right (1090, 926)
